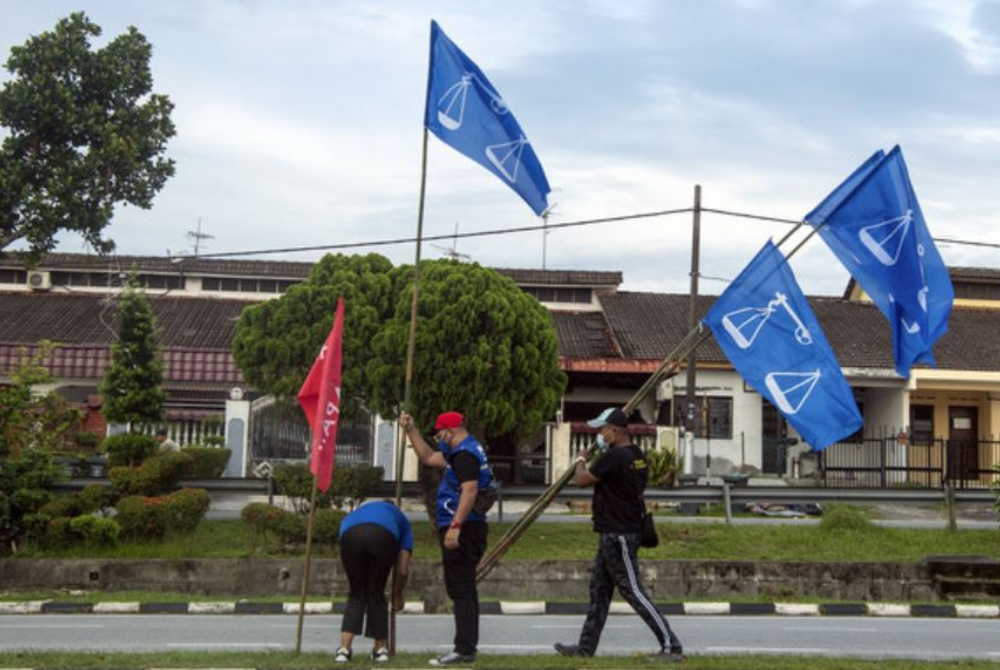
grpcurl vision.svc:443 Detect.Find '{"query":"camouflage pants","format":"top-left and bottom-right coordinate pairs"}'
top-left (577, 532), bottom-right (683, 655)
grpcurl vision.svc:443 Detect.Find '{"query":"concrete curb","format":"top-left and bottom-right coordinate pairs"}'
top-left (1, 600), bottom-right (997, 618)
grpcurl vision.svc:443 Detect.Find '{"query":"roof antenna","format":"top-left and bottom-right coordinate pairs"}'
top-left (186, 217), bottom-right (214, 257)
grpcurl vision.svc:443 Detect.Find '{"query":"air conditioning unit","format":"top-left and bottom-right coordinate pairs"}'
top-left (27, 270), bottom-right (51, 290)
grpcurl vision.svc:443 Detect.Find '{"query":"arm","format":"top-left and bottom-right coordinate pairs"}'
top-left (399, 412), bottom-right (447, 469)
top-left (443, 479), bottom-right (478, 550)
top-left (392, 550), bottom-right (411, 611)
top-left (573, 454), bottom-right (601, 488)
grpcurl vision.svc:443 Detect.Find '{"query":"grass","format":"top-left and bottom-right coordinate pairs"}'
top-left (3, 651), bottom-right (1000, 670)
top-left (11, 517), bottom-right (1000, 563)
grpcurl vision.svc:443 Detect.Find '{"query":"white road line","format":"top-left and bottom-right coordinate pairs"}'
top-left (706, 646), bottom-right (829, 654)
top-left (781, 626), bottom-right (878, 633)
top-left (166, 642), bottom-right (284, 648)
top-left (531, 624), bottom-right (630, 629)
top-left (0, 624), bottom-right (104, 629)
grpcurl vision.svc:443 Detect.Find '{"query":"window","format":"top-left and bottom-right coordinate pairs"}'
top-left (910, 404), bottom-right (934, 444)
top-left (202, 277), bottom-right (220, 290)
top-left (0, 270), bottom-right (26, 284)
top-left (258, 280), bottom-right (277, 293)
top-left (671, 395), bottom-right (733, 439)
top-left (220, 278), bottom-right (239, 292)
top-left (239, 278), bottom-right (258, 292)
top-left (277, 280), bottom-right (300, 292)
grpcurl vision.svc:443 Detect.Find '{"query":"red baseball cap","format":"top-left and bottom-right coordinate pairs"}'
top-left (434, 411), bottom-right (464, 430)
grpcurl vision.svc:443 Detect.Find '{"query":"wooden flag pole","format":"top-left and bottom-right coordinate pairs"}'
top-left (390, 125), bottom-right (430, 656)
top-left (294, 475), bottom-right (320, 655)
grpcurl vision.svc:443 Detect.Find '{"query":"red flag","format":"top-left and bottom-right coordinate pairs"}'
top-left (296, 298), bottom-right (345, 492)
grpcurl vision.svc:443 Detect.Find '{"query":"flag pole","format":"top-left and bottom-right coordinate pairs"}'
top-left (390, 125), bottom-right (430, 656)
top-left (294, 475), bottom-right (320, 655)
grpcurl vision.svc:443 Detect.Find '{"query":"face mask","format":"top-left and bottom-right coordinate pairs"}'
top-left (595, 434), bottom-right (607, 450)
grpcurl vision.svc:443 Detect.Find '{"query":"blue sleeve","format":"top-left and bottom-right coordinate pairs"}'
top-left (395, 507), bottom-right (414, 552)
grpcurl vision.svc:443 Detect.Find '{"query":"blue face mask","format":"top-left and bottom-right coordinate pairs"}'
top-left (595, 434), bottom-right (607, 450)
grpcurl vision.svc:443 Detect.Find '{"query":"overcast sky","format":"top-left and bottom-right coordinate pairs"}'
top-left (2, 0), bottom-right (998, 296)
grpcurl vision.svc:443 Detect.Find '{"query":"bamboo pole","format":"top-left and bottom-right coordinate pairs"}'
top-left (294, 476), bottom-right (320, 655)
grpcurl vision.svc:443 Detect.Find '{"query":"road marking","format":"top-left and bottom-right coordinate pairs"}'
top-left (782, 626), bottom-right (878, 633)
top-left (166, 643), bottom-right (283, 648)
top-left (0, 624), bottom-right (104, 629)
top-left (707, 646), bottom-right (829, 654)
top-left (532, 624), bottom-right (630, 629)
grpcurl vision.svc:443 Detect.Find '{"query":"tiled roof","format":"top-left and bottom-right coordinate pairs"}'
top-left (493, 267), bottom-right (622, 286)
top-left (843, 266), bottom-right (1000, 299)
top-left (0, 343), bottom-right (242, 385)
top-left (598, 293), bottom-right (728, 363)
top-left (0, 292), bottom-right (248, 349)
top-left (551, 311), bottom-right (617, 358)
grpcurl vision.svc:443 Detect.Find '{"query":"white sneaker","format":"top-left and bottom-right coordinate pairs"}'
top-left (429, 651), bottom-right (476, 666)
top-left (334, 646), bottom-right (352, 663)
top-left (373, 647), bottom-right (390, 662)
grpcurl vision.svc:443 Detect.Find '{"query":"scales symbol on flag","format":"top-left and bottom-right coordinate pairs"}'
top-left (721, 292), bottom-right (813, 350)
top-left (765, 370), bottom-right (821, 415)
top-left (437, 72), bottom-right (509, 131)
top-left (859, 210), bottom-right (913, 266)
top-left (486, 137), bottom-right (530, 183)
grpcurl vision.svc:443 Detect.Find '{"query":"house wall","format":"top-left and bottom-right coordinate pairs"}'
top-left (865, 386), bottom-right (909, 437)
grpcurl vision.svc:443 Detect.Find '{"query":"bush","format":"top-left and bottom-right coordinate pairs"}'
top-left (74, 431), bottom-right (100, 451)
top-left (69, 515), bottom-right (120, 546)
top-left (159, 488), bottom-right (210, 534)
top-left (240, 502), bottom-right (317, 552)
top-left (39, 494), bottom-right (81, 519)
top-left (0, 449), bottom-right (60, 553)
top-left (78, 484), bottom-right (116, 514)
top-left (273, 463), bottom-right (384, 513)
top-left (312, 508), bottom-right (346, 548)
top-left (102, 433), bottom-right (159, 467)
top-left (109, 451), bottom-right (194, 498)
top-left (819, 504), bottom-right (875, 532)
top-left (116, 495), bottom-right (167, 540)
top-left (646, 445), bottom-right (679, 488)
top-left (181, 447), bottom-right (232, 479)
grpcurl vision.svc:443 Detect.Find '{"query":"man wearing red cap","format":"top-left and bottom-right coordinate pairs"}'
top-left (400, 410), bottom-right (493, 666)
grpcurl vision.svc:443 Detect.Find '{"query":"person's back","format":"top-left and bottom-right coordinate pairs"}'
top-left (339, 501), bottom-right (413, 552)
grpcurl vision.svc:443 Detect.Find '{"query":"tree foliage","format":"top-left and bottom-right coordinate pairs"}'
top-left (98, 274), bottom-right (166, 427)
top-left (232, 253), bottom-right (398, 419)
top-left (0, 12), bottom-right (175, 257)
top-left (369, 260), bottom-right (566, 443)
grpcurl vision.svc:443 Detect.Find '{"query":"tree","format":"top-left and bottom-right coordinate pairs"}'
top-left (0, 12), bottom-right (175, 257)
top-left (367, 260), bottom-right (567, 445)
top-left (232, 253), bottom-right (398, 420)
top-left (98, 274), bottom-right (166, 427)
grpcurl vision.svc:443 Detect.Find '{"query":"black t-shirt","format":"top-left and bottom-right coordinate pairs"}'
top-left (589, 444), bottom-right (648, 533)
top-left (449, 451), bottom-right (480, 484)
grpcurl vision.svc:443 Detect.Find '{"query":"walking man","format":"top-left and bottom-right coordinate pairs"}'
top-left (335, 500), bottom-right (413, 664)
top-left (555, 407), bottom-right (685, 661)
top-left (400, 410), bottom-right (492, 666)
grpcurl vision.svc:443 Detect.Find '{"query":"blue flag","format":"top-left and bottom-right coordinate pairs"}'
top-left (705, 242), bottom-right (862, 450)
top-left (425, 20), bottom-right (551, 216)
top-left (805, 146), bottom-right (954, 377)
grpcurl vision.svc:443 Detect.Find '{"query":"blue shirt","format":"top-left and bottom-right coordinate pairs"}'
top-left (338, 501), bottom-right (414, 552)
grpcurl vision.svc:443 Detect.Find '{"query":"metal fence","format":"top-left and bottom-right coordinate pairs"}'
top-left (820, 437), bottom-right (1000, 489)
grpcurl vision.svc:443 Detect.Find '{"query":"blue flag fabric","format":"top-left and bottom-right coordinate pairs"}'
top-left (425, 20), bottom-right (551, 216)
top-left (705, 242), bottom-right (862, 450)
top-left (805, 146), bottom-right (954, 377)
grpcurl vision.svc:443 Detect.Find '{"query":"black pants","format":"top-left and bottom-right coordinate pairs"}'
top-left (438, 521), bottom-right (488, 656)
top-left (340, 523), bottom-right (398, 640)
top-left (578, 532), bottom-right (683, 655)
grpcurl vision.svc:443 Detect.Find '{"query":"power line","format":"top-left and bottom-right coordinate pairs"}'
top-left (191, 205), bottom-right (1000, 259)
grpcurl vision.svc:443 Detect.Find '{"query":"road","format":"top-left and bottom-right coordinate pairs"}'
top-left (3, 614), bottom-right (1000, 660)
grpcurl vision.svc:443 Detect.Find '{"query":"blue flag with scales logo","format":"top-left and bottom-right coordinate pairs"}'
top-left (704, 242), bottom-right (862, 450)
top-left (805, 146), bottom-right (953, 378)
top-left (425, 20), bottom-right (551, 216)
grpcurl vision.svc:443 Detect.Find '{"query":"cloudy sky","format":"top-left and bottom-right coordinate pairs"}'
top-left (2, 0), bottom-right (998, 295)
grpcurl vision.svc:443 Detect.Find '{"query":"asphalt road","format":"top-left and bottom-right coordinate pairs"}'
top-left (3, 614), bottom-right (1000, 660)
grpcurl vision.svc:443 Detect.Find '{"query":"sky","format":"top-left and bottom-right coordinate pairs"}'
top-left (1, 0), bottom-right (998, 296)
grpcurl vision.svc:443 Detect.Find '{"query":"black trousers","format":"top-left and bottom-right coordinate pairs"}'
top-left (578, 532), bottom-right (683, 655)
top-left (340, 523), bottom-right (398, 640)
top-left (438, 521), bottom-right (488, 656)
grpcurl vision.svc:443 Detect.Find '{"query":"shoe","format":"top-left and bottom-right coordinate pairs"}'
top-left (654, 648), bottom-right (687, 662)
top-left (429, 651), bottom-right (476, 665)
top-left (554, 642), bottom-right (590, 657)
top-left (334, 646), bottom-right (352, 663)
top-left (372, 647), bottom-right (390, 663)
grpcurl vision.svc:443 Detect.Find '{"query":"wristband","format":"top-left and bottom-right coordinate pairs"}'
top-left (449, 521), bottom-right (462, 529)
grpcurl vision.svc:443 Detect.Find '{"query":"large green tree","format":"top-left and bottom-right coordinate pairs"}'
top-left (369, 260), bottom-right (566, 444)
top-left (0, 12), bottom-right (175, 257)
top-left (99, 274), bottom-right (166, 427)
top-left (232, 253), bottom-right (399, 420)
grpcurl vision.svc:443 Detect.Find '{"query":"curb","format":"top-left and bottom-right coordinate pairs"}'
top-left (1, 600), bottom-right (997, 618)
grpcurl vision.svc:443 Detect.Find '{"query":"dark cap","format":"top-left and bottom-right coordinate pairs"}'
top-left (586, 407), bottom-right (628, 429)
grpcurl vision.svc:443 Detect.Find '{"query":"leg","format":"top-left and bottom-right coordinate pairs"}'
top-left (339, 528), bottom-right (367, 642)
top-left (439, 521), bottom-right (487, 656)
top-left (362, 528), bottom-right (397, 641)
top-left (577, 533), bottom-right (615, 655)
top-left (608, 533), bottom-right (683, 653)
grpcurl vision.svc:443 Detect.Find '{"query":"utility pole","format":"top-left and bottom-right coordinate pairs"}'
top-left (681, 185), bottom-right (702, 483)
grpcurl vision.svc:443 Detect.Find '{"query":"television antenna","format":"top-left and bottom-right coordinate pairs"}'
top-left (187, 217), bottom-right (215, 257)
top-left (431, 222), bottom-right (471, 261)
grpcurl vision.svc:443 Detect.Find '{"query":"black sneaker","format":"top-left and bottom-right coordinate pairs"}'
top-left (554, 642), bottom-right (590, 657)
top-left (429, 651), bottom-right (476, 666)
top-left (654, 648), bottom-right (687, 662)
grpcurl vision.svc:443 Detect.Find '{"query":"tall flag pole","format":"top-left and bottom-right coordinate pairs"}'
top-left (805, 146), bottom-right (954, 377)
top-left (390, 20), bottom-right (553, 654)
top-left (293, 298), bottom-right (345, 655)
